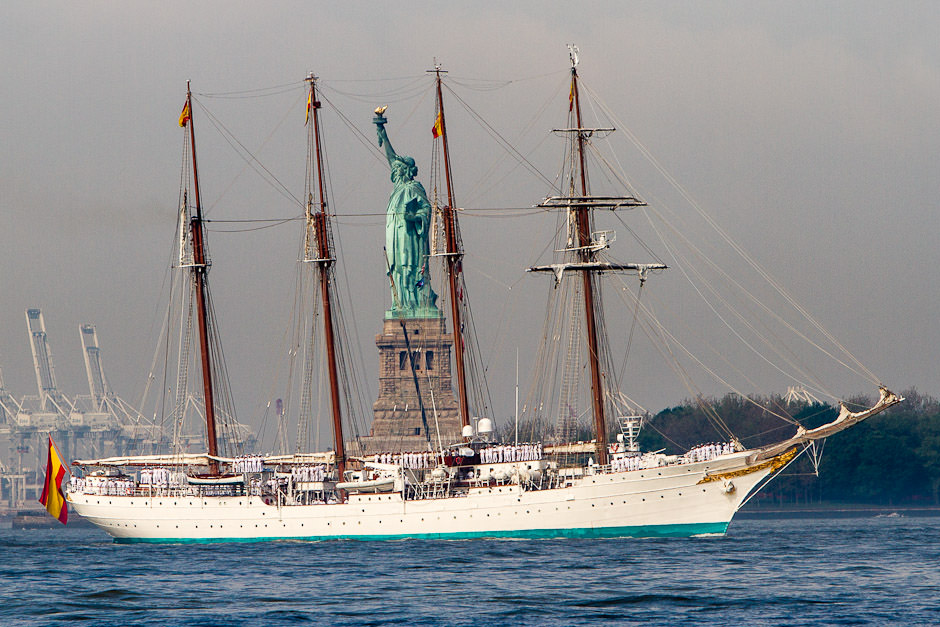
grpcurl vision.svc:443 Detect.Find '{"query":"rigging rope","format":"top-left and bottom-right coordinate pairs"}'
top-left (191, 95), bottom-right (303, 213)
top-left (580, 78), bottom-right (882, 388)
top-left (443, 86), bottom-right (558, 192)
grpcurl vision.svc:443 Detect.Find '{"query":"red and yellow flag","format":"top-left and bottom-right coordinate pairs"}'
top-left (568, 79), bottom-right (575, 112)
top-left (178, 100), bottom-right (191, 127)
top-left (305, 91), bottom-right (312, 126)
top-left (38, 436), bottom-right (68, 525)
top-left (431, 110), bottom-right (443, 138)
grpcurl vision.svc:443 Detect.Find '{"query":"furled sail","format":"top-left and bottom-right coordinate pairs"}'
top-left (754, 387), bottom-right (903, 461)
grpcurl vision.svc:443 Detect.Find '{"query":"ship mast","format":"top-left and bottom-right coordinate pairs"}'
top-left (568, 56), bottom-right (609, 466)
top-left (183, 82), bottom-right (220, 475)
top-left (529, 50), bottom-right (657, 464)
top-left (430, 66), bottom-right (471, 435)
top-left (305, 73), bottom-right (346, 495)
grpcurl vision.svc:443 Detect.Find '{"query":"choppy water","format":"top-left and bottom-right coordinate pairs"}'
top-left (1, 515), bottom-right (937, 626)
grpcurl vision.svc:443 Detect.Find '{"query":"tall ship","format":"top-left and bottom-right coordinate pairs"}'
top-left (67, 52), bottom-right (901, 542)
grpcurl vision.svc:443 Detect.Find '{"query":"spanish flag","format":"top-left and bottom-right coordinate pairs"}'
top-left (568, 79), bottom-right (574, 112)
top-left (38, 436), bottom-right (69, 525)
top-left (305, 91), bottom-right (312, 126)
top-left (431, 110), bottom-right (443, 138)
top-left (178, 100), bottom-right (191, 127)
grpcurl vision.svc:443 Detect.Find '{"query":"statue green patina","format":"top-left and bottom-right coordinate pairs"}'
top-left (374, 109), bottom-right (440, 319)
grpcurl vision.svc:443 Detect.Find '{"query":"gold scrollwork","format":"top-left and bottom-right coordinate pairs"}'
top-left (697, 448), bottom-right (797, 484)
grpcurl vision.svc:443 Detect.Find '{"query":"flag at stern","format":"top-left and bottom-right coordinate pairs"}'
top-left (38, 436), bottom-right (69, 525)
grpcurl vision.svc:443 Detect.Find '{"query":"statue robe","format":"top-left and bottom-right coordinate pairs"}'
top-left (385, 177), bottom-right (436, 314)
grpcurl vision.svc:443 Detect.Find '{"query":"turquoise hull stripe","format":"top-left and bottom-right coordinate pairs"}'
top-left (114, 521), bottom-right (729, 544)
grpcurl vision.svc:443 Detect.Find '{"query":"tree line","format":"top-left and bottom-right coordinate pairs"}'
top-left (635, 388), bottom-right (940, 506)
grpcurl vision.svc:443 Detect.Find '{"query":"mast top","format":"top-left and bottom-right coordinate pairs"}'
top-left (568, 44), bottom-right (579, 69)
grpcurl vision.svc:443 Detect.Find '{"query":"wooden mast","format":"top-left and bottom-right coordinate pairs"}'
top-left (432, 66), bottom-right (471, 435)
top-left (306, 74), bottom-right (346, 496)
top-left (569, 61), bottom-right (609, 466)
top-left (184, 82), bottom-right (220, 475)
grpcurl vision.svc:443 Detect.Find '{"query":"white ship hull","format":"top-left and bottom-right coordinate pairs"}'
top-left (68, 451), bottom-right (788, 543)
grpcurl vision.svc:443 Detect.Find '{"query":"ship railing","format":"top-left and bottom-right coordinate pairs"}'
top-left (406, 475), bottom-right (464, 501)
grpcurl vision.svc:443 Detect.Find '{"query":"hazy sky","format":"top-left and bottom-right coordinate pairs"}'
top-left (1, 2), bottom-right (937, 438)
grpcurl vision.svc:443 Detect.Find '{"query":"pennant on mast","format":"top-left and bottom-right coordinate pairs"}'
top-left (178, 101), bottom-right (191, 127)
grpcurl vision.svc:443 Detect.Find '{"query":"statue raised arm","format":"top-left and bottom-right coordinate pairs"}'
top-left (374, 107), bottom-right (399, 165)
top-left (373, 107), bottom-right (439, 319)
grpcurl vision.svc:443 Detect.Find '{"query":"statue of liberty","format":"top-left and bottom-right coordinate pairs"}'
top-left (374, 107), bottom-right (439, 319)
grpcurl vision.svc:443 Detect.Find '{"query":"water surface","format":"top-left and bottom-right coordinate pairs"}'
top-left (1, 515), bottom-right (936, 626)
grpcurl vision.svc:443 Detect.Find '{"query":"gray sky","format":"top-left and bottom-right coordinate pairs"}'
top-left (1, 2), bottom-right (937, 438)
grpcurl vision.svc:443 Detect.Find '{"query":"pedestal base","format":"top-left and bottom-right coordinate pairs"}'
top-left (358, 317), bottom-right (462, 455)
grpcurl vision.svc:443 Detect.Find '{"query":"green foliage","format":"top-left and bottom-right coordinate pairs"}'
top-left (642, 388), bottom-right (940, 505)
